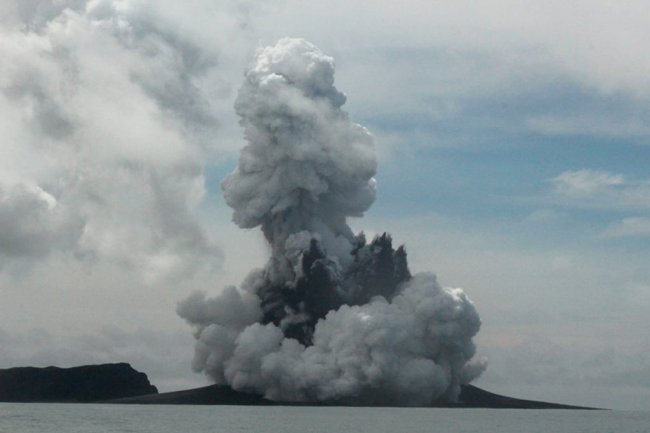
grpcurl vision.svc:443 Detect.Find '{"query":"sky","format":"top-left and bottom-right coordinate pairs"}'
top-left (1, 0), bottom-right (649, 410)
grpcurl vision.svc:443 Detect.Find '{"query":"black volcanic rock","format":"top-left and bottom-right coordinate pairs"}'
top-left (0, 362), bottom-right (598, 408)
top-left (110, 384), bottom-right (599, 409)
top-left (0, 363), bottom-right (158, 403)
top-left (456, 385), bottom-right (597, 409)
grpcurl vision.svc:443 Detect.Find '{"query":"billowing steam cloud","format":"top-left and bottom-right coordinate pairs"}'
top-left (178, 38), bottom-right (486, 405)
top-left (0, 0), bottom-right (253, 281)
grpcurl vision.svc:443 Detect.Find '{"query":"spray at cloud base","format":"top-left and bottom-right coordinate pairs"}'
top-left (178, 38), bottom-right (486, 405)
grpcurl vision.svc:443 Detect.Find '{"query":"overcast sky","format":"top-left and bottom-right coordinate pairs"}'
top-left (1, 0), bottom-right (649, 410)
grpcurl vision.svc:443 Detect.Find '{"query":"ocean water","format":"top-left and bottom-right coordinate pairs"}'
top-left (0, 404), bottom-right (648, 433)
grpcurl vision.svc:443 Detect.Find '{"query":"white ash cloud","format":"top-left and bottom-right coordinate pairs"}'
top-left (223, 37), bottom-right (377, 279)
top-left (178, 38), bottom-right (485, 405)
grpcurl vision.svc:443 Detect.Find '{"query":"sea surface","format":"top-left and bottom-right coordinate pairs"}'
top-left (0, 404), bottom-right (648, 433)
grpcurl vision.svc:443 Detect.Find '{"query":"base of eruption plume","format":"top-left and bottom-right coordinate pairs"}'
top-left (109, 383), bottom-right (600, 409)
top-left (0, 362), bottom-right (599, 408)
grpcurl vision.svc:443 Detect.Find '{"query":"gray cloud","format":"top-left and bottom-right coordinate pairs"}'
top-left (548, 169), bottom-right (650, 241)
top-left (257, 0), bottom-right (650, 97)
top-left (602, 217), bottom-right (650, 238)
top-left (0, 0), bottom-right (260, 279)
top-left (476, 335), bottom-right (650, 409)
top-left (0, 182), bottom-right (80, 259)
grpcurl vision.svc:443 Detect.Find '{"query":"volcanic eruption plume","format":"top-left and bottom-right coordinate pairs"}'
top-left (178, 38), bottom-right (486, 405)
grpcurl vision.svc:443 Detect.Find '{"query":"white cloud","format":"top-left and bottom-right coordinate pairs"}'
top-left (0, 180), bottom-right (81, 259)
top-left (248, 0), bottom-right (650, 147)
top-left (526, 112), bottom-right (650, 140)
top-left (525, 208), bottom-right (562, 223)
top-left (549, 170), bottom-right (650, 243)
top-left (552, 170), bottom-right (625, 194)
top-left (255, 0), bottom-right (650, 95)
top-left (550, 169), bottom-right (650, 210)
top-left (602, 217), bottom-right (650, 238)
top-left (0, 0), bottom-right (260, 280)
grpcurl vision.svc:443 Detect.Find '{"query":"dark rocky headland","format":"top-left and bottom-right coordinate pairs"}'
top-left (0, 363), bottom-right (157, 402)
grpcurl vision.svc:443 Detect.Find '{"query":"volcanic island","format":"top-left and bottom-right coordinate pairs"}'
top-left (0, 363), bottom-right (596, 409)
top-left (1, 40), bottom-right (600, 411)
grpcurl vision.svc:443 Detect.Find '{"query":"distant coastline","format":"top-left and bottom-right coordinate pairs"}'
top-left (0, 363), bottom-right (600, 409)
top-left (111, 383), bottom-right (599, 409)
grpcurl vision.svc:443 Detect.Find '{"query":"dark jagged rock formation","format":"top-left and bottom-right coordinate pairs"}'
top-left (258, 233), bottom-right (413, 346)
top-left (346, 233), bottom-right (411, 305)
top-left (110, 383), bottom-right (599, 409)
top-left (0, 363), bottom-right (158, 403)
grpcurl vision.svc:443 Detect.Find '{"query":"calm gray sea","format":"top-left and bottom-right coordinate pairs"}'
top-left (0, 404), bottom-right (648, 433)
